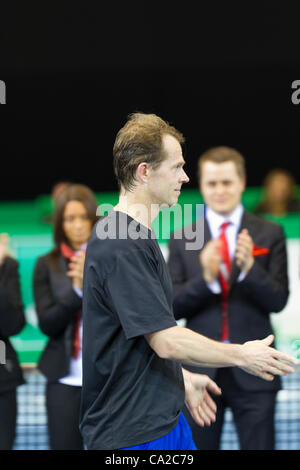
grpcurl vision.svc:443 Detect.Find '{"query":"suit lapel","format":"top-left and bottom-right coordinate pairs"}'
top-left (50, 254), bottom-right (71, 298)
top-left (204, 217), bottom-right (212, 246)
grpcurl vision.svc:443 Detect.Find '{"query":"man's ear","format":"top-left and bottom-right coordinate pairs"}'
top-left (241, 177), bottom-right (246, 192)
top-left (136, 162), bottom-right (149, 184)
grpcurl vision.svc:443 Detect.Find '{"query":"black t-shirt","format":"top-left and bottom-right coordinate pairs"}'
top-left (80, 210), bottom-right (185, 450)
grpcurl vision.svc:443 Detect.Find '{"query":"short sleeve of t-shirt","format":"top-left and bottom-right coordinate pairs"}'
top-left (104, 247), bottom-right (177, 340)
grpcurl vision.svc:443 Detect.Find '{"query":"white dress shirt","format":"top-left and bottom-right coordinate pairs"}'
top-left (205, 204), bottom-right (245, 293)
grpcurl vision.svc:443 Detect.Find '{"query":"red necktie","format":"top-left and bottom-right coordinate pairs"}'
top-left (60, 242), bottom-right (83, 359)
top-left (218, 222), bottom-right (232, 342)
top-left (72, 312), bottom-right (81, 359)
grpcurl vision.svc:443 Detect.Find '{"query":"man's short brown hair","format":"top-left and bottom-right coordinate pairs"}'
top-left (197, 146), bottom-right (246, 181)
top-left (113, 112), bottom-right (185, 191)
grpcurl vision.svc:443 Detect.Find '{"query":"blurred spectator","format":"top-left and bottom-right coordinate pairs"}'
top-left (0, 233), bottom-right (26, 450)
top-left (51, 181), bottom-right (73, 203)
top-left (41, 181), bottom-right (73, 224)
top-left (168, 146), bottom-right (290, 450)
top-left (254, 168), bottom-right (300, 216)
top-left (33, 184), bottom-right (98, 450)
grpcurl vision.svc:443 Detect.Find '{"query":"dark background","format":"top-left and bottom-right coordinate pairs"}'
top-left (0, 1), bottom-right (299, 200)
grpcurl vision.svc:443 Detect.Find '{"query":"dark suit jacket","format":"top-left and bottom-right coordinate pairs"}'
top-left (0, 257), bottom-right (26, 393)
top-left (168, 210), bottom-right (289, 392)
top-left (33, 253), bottom-right (82, 382)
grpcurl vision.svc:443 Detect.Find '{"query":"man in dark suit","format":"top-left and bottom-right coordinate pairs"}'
top-left (168, 146), bottom-right (289, 450)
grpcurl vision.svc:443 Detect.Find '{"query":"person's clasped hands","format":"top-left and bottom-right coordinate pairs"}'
top-left (200, 228), bottom-right (254, 283)
top-left (67, 251), bottom-right (86, 290)
top-left (0, 233), bottom-right (10, 266)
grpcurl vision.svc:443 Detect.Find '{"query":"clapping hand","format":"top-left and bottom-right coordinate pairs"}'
top-left (67, 251), bottom-right (86, 290)
top-left (0, 233), bottom-right (10, 266)
top-left (199, 239), bottom-right (222, 283)
top-left (235, 229), bottom-right (254, 275)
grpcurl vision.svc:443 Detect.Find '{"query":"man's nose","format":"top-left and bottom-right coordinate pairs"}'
top-left (181, 169), bottom-right (190, 183)
top-left (215, 184), bottom-right (225, 194)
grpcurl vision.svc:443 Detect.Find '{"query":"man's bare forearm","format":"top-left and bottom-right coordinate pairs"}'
top-left (147, 325), bottom-right (244, 367)
top-left (175, 327), bottom-right (245, 367)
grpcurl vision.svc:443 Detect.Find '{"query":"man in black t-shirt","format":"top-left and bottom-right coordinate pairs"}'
top-left (80, 113), bottom-right (296, 450)
top-left (81, 210), bottom-right (192, 450)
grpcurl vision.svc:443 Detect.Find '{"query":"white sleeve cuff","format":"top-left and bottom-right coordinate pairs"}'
top-left (73, 286), bottom-right (83, 298)
top-left (207, 279), bottom-right (222, 294)
top-left (237, 271), bottom-right (246, 282)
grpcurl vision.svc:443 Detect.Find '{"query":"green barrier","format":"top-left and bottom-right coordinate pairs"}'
top-left (8, 235), bottom-right (54, 364)
top-left (1, 188), bottom-right (300, 364)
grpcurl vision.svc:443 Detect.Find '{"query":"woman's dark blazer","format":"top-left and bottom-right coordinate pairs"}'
top-left (0, 257), bottom-right (26, 393)
top-left (33, 252), bottom-right (82, 382)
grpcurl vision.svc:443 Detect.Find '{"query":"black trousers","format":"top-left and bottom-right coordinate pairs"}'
top-left (0, 389), bottom-right (17, 450)
top-left (46, 382), bottom-right (84, 450)
top-left (184, 368), bottom-right (277, 450)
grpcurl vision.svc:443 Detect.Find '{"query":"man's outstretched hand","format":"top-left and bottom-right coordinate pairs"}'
top-left (240, 334), bottom-right (296, 381)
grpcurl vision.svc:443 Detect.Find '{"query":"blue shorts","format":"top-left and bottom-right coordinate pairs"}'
top-left (119, 413), bottom-right (197, 450)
